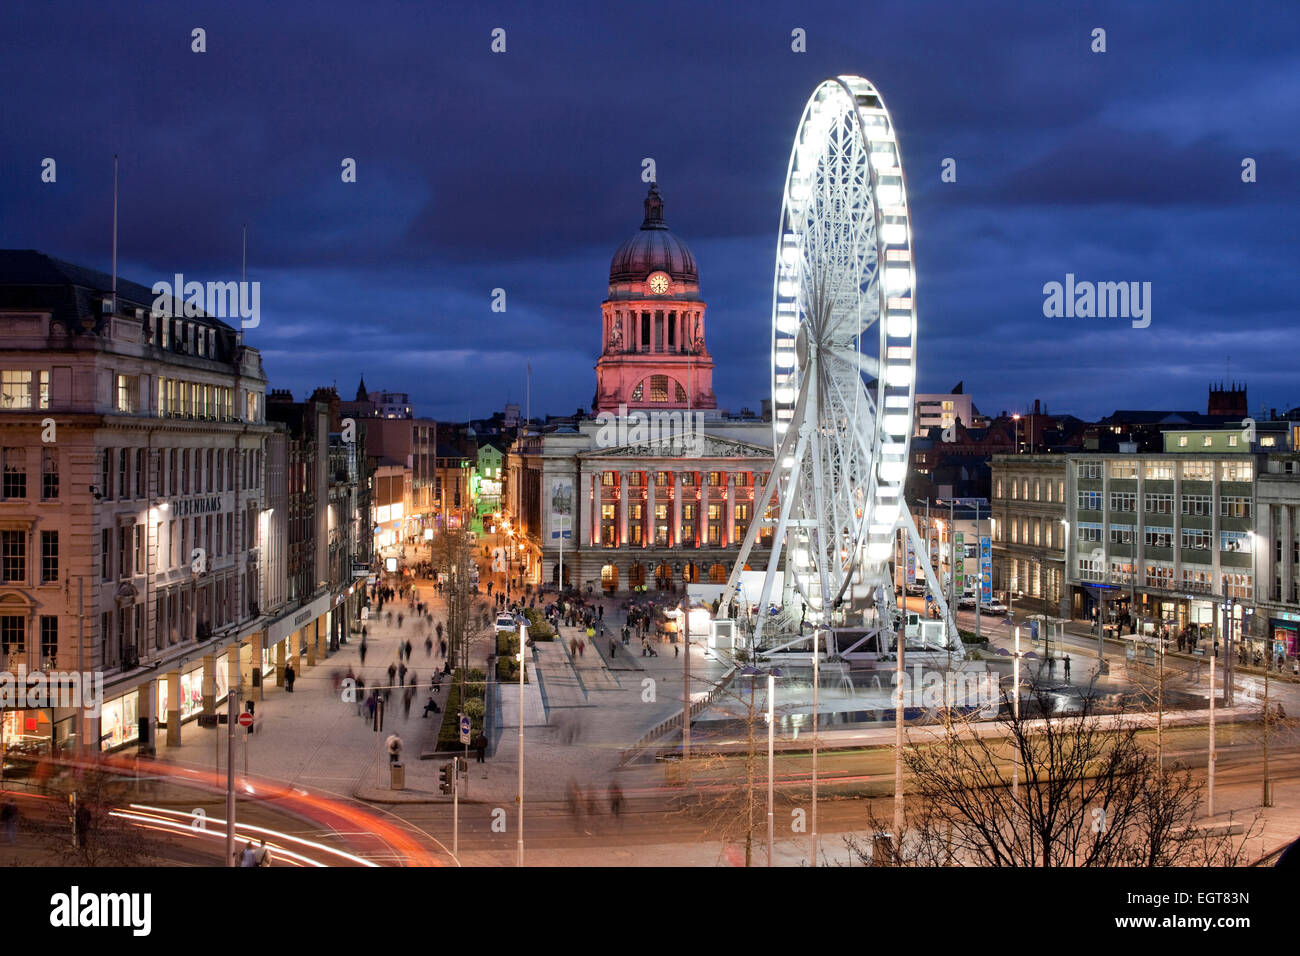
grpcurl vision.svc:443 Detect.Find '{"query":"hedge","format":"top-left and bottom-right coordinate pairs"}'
top-left (435, 668), bottom-right (487, 750)
top-left (523, 608), bottom-right (556, 641)
top-left (496, 656), bottom-right (529, 683)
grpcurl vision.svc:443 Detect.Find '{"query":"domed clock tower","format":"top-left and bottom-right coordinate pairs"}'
top-left (594, 184), bottom-right (716, 413)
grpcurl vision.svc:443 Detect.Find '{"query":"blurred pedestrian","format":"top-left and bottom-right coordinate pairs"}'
top-left (1, 799), bottom-right (18, 844)
top-left (284, 661), bottom-right (296, 692)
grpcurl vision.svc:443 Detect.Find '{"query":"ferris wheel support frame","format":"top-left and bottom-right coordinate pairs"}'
top-left (718, 368), bottom-right (811, 644)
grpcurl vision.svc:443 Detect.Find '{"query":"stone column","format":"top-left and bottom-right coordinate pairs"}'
top-left (165, 669), bottom-right (181, 747)
top-left (724, 471), bottom-right (736, 549)
top-left (316, 615), bottom-right (327, 660)
top-left (619, 471), bottom-right (630, 548)
top-left (1210, 467), bottom-right (1221, 595)
top-left (138, 677), bottom-right (157, 754)
top-left (227, 645), bottom-right (241, 709)
top-left (306, 623), bottom-right (317, 667)
top-left (250, 629), bottom-right (264, 701)
top-left (671, 473), bottom-right (682, 549)
top-left (1283, 504), bottom-right (1294, 606)
top-left (275, 639), bottom-right (285, 687)
top-left (201, 652), bottom-right (216, 714)
top-left (647, 472), bottom-right (657, 550)
top-left (1172, 466), bottom-right (1182, 591)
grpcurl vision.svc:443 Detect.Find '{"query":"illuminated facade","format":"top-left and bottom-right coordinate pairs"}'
top-left (506, 189), bottom-right (772, 594)
top-left (594, 184), bottom-right (715, 413)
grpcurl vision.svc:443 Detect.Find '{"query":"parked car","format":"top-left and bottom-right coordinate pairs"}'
top-left (905, 582), bottom-right (926, 596)
top-left (979, 598), bottom-right (1008, 615)
top-left (957, 593), bottom-right (977, 609)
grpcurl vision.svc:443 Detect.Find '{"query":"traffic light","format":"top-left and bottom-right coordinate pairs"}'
top-left (439, 761), bottom-right (454, 795)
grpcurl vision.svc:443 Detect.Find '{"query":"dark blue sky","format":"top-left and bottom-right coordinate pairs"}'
top-left (3, 1), bottom-right (1297, 422)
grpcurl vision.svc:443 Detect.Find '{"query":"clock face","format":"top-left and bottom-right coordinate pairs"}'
top-left (648, 272), bottom-right (669, 295)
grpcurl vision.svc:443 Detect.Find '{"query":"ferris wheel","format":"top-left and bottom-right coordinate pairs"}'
top-left (726, 75), bottom-right (923, 641)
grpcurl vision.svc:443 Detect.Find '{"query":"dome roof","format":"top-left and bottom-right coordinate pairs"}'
top-left (609, 184), bottom-right (698, 284)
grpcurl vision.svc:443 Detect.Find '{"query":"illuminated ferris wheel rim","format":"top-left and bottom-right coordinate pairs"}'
top-left (769, 74), bottom-right (917, 616)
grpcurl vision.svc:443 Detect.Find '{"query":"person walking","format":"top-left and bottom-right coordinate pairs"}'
top-left (1, 799), bottom-right (18, 844)
top-left (404, 639), bottom-right (413, 660)
top-left (254, 838), bottom-right (273, 867)
top-left (387, 662), bottom-right (397, 688)
top-left (365, 691), bottom-right (377, 723)
top-left (425, 636), bottom-right (433, 657)
top-left (1063, 655), bottom-right (1072, 680)
top-left (474, 732), bottom-right (487, 763)
top-left (284, 661), bottom-right (296, 692)
top-left (398, 661), bottom-right (408, 687)
top-left (238, 841), bottom-right (258, 867)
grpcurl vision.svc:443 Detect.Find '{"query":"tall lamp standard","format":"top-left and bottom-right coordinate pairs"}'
top-left (515, 613), bottom-right (528, 866)
top-left (740, 664), bottom-right (782, 867)
top-left (1012, 413), bottom-right (1021, 454)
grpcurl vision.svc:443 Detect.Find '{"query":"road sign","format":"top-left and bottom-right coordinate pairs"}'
top-left (459, 714), bottom-right (471, 745)
top-left (237, 712), bottom-right (254, 728)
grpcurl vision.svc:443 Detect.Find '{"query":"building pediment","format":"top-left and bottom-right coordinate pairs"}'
top-left (582, 433), bottom-right (772, 460)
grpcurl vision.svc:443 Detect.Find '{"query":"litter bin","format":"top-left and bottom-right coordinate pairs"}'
top-left (390, 762), bottom-right (405, 790)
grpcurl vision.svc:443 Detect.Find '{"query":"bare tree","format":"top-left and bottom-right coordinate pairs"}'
top-left (40, 763), bottom-right (163, 867)
top-left (847, 678), bottom-right (1259, 867)
top-left (668, 672), bottom-right (798, 866)
top-left (429, 529), bottom-right (480, 674)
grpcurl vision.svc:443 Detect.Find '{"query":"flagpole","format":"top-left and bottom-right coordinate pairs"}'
top-left (111, 155), bottom-right (118, 304)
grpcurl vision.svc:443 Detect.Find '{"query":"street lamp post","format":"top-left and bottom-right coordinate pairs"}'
top-left (681, 603), bottom-right (691, 785)
top-left (1208, 637), bottom-right (1217, 817)
top-left (1012, 625), bottom-right (1022, 800)
top-left (516, 614), bottom-right (527, 866)
top-left (811, 628), bottom-right (819, 867)
top-left (767, 672), bottom-right (774, 867)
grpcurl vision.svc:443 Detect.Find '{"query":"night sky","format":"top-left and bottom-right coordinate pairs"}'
top-left (2, 1), bottom-right (1297, 423)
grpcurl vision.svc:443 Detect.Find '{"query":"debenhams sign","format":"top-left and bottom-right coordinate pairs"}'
top-left (170, 496), bottom-right (223, 517)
